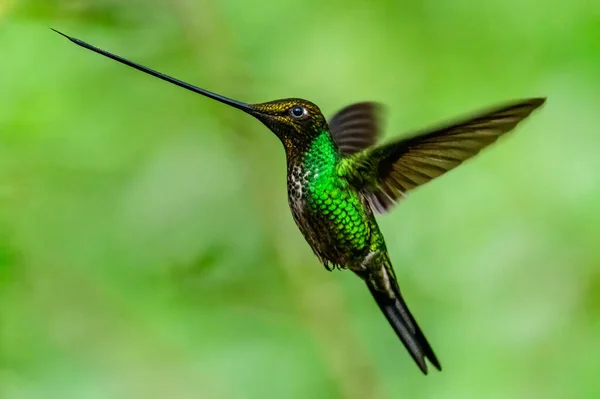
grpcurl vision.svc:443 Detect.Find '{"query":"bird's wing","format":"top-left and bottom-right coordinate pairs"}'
top-left (328, 102), bottom-right (385, 155)
top-left (341, 98), bottom-right (545, 214)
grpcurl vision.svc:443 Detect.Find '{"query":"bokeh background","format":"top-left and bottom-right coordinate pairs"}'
top-left (2, 1), bottom-right (600, 398)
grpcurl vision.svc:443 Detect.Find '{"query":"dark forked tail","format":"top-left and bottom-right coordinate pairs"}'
top-left (365, 266), bottom-right (441, 374)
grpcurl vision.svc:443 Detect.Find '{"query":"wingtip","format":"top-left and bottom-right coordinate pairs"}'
top-left (507, 97), bottom-right (546, 117)
top-left (523, 97), bottom-right (546, 111)
top-left (532, 97), bottom-right (547, 106)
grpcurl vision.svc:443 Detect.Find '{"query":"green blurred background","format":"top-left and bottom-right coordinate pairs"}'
top-left (2, 0), bottom-right (600, 398)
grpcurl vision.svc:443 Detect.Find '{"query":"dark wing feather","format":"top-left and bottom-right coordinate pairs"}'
top-left (328, 102), bottom-right (385, 155)
top-left (351, 98), bottom-right (546, 214)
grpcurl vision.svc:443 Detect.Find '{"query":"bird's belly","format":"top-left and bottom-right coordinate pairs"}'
top-left (288, 185), bottom-right (372, 266)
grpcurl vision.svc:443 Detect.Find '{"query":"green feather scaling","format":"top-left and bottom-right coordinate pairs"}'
top-left (303, 132), bottom-right (371, 252)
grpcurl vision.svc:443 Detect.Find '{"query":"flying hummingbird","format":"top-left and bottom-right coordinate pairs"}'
top-left (53, 29), bottom-right (545, 374)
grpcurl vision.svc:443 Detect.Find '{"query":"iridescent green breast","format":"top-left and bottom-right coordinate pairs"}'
top-left (299, 132), bottom-right (373, 260)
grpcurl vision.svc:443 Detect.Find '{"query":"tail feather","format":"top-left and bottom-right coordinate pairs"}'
top-left (366, 273), bottom-right (441, 374)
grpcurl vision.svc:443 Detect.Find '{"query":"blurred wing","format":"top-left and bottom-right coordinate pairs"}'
top-left (328, 102), bottom-right (385, 155)
top-left (353, 98), bottom-right (546, 214)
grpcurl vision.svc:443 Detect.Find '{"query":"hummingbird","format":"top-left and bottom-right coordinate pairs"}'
top-left (53, 29), bottom-right (545, 374)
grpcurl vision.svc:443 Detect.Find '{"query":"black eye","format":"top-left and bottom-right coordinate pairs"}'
top-left (290, 106), bottom-right (307, 118)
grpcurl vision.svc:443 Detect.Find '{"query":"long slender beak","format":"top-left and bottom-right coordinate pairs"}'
top-left (51, 29), bottom-right (255, 114)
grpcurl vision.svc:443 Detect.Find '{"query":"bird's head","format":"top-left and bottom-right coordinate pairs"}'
top-left (247, 99), bottom-right (328, 150)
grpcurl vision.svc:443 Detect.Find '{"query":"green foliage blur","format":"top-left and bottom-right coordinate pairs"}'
top-left (2, 0), bottom-right (600, 398)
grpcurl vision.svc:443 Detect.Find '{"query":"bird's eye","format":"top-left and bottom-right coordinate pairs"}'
top-left (290, 106), bottom-right (307, 118)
